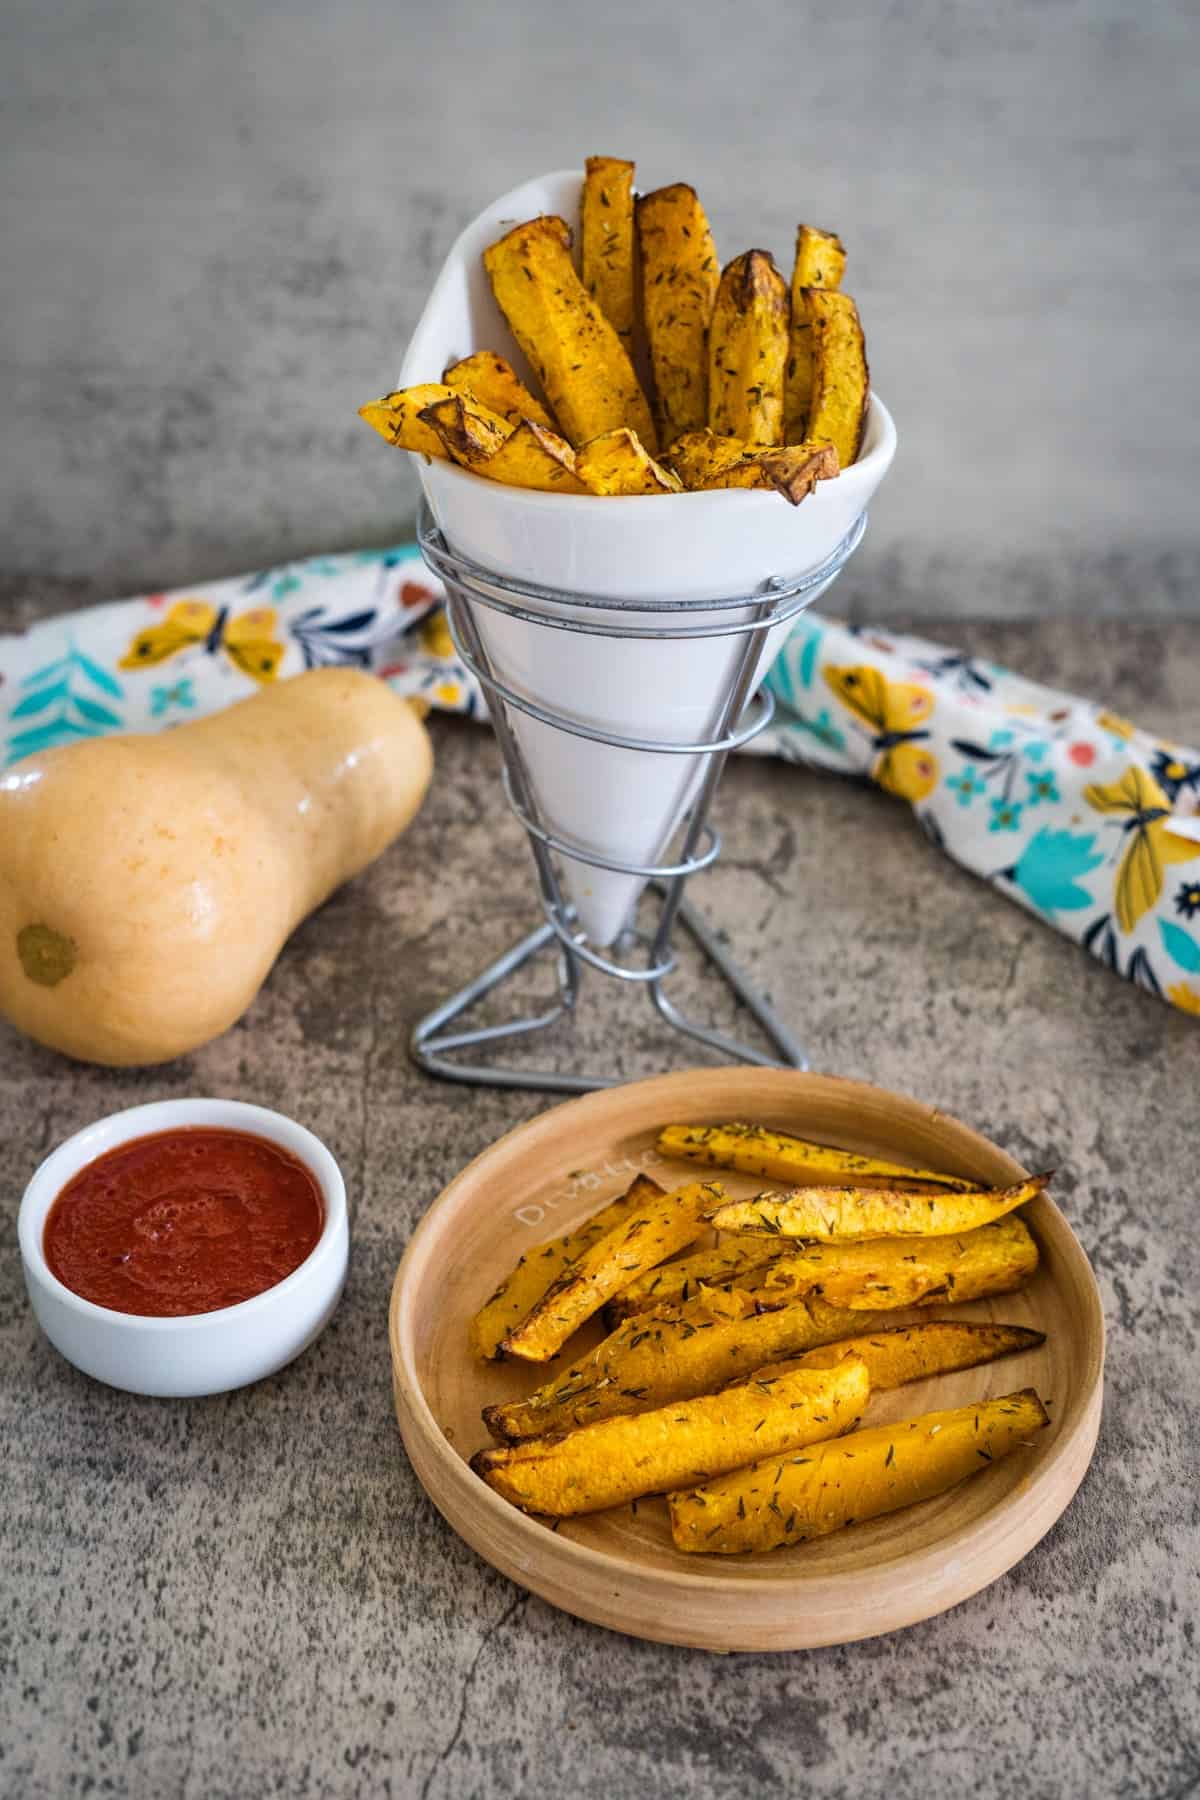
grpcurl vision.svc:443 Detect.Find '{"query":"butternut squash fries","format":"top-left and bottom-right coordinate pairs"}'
top-left (669, 1390), bottom-right (1050, 1553)
top-left (473, 1353), bottom-right (867, 1517)
top-left (468, 1111), bottom-right (1050, 1556)
top-left (359, 156), bottom-right (874, 495)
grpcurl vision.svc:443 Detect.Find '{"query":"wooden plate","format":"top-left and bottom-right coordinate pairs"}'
top-left (389, 1069), bottom-right (1103, 1651)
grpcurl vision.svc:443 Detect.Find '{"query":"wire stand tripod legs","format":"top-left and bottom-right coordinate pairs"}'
top-left (409, 504), bottom-right (867, 1093)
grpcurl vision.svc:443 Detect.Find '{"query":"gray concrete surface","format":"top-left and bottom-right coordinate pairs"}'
top-left (3, 0), bottom-right (1200, 617)
top-left (2, 611), bottom-right (1198, 1798)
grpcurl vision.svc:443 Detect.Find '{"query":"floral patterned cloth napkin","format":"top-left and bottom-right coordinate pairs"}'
top-left (4, 542), bottom-right (1198, 1016)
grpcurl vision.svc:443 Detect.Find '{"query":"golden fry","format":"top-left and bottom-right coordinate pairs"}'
top-left (784, 227), bottom-right (847, 439)
top-left (707, 1173), bottom-right (1048, 1240)
top-left (477, 420), bottom-right (590, 494)
top-left (483, 214), bottom-right (656, 451)
top-left (581, 155), bottom-right (636, 347)
top-left (484, 1213), bottom-right (1040, 1442)
top-left (657, 1121), bottom-right (969, 1191)
top-left (418, 394), bottom-right (510, 467)
top-left (707, 250), bottom-right (790, 444)
top-left (472, 1353), bottom-right (867, 1517)
top-left (357, 383), bottom-right (485, 459)
top-left (663, 429), bottom-right (756, 487)
top-left (469, 1174), bottom-right (665, 1362)
top-left (669, 1389), bottom-right (1050, 1553)
top-left (665, 431), bottom-right (836, 502)
top-left (804, 288), bottom-right (870, 468)
top-left (792, 1320), bottom-right (1046, 1390)
top-left (792, 224), bottom-right (847, 291)
top-left (442, 351), bottom-right (557, 431)
top-left (699, 442), bottom-right (837, 505)
top-left (636, 184), bottom-right (721, 445)
top-left (576, 428), bottom-right (682, 495)
top-left (605, 1235), bottom-right (784, 1323)
top-left (500, 1180), bottom-right (724, 1363)
top-left (484, 1289), bottom-right (894, 1442)
top-left (738, 1215), bottom-right (1040, 1310)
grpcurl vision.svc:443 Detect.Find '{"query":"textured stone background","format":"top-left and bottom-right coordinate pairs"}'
top-left (3, 3), bottom-right (1199, 1794)
top-left (2, 0), bottom-right (1198, 617)
top-left (2, 615), bottom-right (1198, 1798)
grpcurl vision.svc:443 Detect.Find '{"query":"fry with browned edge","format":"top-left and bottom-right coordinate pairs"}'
top-left (473, 1353), bottom-right (867, 1517)
top-left (500, 1180), bottom-right (725, 1363)
top-left (665, 431), bottom-right (836, 503)
top-left (442, 352), bottom-right (558, 431)
top-left (804, 287), bottom-right (870, 468)
top-left (483, 1215), bottom-right (1036, 1442)
top-left (358, 383), bottom-right (510, 461)
top-left (418, 394), bottom-right (510, 468)
top-left (735, 1214), bottom-right (1039, 1310)
top-left (605, 1236), bottom-right (784, 1324)
top-left (668, 1389), bottom-right (1050, 1552)
top-left (475, 420), bottom-right (590, 494)
top-left (657, 1121), bottom-right (969, 1191)
top-left (708, 251), bottom-right (790, 444)
top-left (707, 1173), bottom-right (1048, 1240)
top-left (469, 1174), bottom-right (665, 1362)
top-left (699, 442), bottom-right (838, 505)
top-left (792, 224), bottom-right (847, 291)
top-left (576, 428), bottom-right (682, 495)
top-left (663, 429), bottom-right (752, 487)
top-left (484, 214), bottom-right (656, 451)
top-left (784, 227), bottom-right (847, 439)
top-left (612, 1214), bottom-right (1039, 1321)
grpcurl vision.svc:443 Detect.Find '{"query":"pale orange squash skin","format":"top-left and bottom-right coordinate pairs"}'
top-left (0, 668), bottom-right (432, 1066)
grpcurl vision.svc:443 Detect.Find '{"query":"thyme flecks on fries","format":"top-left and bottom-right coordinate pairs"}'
top-left (359, 156), bottom-right (874, 496)
top-left (668, 1389), bottom-right (1051, 1554)
top-left (469, 1117), bottom-right (1051, 1557)
top-left (656, 1121), bottom-right (969, 1191)
top-left (706, 1174), bottom-right (1049, 1241)
top-left (469, 1174), bottom-right (664, 1362)
top-left (473, 1353), bottom-right (867, 1517)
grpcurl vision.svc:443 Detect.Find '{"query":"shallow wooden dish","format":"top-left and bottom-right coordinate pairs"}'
top-left (389, 1069), bottom-right (1103, 1651)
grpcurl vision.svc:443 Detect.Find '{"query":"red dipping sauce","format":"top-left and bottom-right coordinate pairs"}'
top-left (43, 1128), bottom-right (324, 1317)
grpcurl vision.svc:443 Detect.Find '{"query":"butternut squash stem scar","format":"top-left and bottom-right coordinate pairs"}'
top-left (17, 924), bottom-right (77, 987)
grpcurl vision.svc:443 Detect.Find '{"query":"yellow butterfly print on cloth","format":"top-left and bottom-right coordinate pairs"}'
top-left (1084, 765), bottom-right (1200, 932)
top-left (418, 608), bottom-right (455, 660)
top-left (119, 601), bottom-right (285, 684)
top-left (823, 664), bottom-right (939, 801)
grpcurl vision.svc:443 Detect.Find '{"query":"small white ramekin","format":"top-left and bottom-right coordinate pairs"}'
top-left (18, 1097), bottom-right (348, 1397)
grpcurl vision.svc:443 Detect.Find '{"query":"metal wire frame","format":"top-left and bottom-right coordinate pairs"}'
top-left (409, 503), bottom-right (867, 1091)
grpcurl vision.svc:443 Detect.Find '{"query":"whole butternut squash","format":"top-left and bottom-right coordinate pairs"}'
top-left (0, 668), bottom-right (433, 1066)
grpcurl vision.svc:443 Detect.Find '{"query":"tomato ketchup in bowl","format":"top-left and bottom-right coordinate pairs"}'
top-left (19, 1100), bottom-right (347, 1396)
top-left (44, 1127), bottom-right (324, 1317)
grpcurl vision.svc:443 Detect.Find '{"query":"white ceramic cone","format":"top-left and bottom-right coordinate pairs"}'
top-left (398, 171), bottom-right (896, 947)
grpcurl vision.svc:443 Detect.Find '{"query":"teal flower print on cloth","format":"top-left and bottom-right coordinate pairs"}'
top-left (4, 543), bottom-right (1199, 1018)
top-left (1000, 829), bottom-right (1106, 915)
top-left (151, 678), bottom-right (195, 717)
top-left (946, 766), bottom-right (986, 807)
top-left (989, 798), bottom-right (1023, 833)
top-left (759, 612), bottom-right (1200, 1013)
top-left (1025, 770), bottom-right (1060, 807)
top-left (1159, 918), bottom-right (1200, 973)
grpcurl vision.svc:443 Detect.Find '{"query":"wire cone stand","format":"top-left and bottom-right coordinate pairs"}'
top-left (409, 504), bottom-right (866, 1093)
